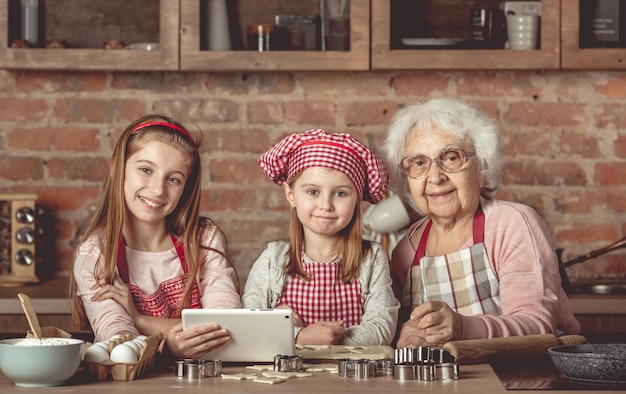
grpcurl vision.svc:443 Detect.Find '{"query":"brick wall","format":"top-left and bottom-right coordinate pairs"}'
top-left (1, 69), bottom-right (625, 286)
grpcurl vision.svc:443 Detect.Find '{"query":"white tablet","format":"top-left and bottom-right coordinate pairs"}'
top-left (181, 308), bottom-right (295, 363)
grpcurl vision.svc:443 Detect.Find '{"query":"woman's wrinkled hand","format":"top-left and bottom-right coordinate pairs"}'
top-left (296, 321), bottom-right (346, 345)
top-left (165, 321), bottom-right (231, 360)
top-left (407, 301), bottom-right (463, 345)
top-left (396, 319), bottom-right (430, 348)
top-left (90, 274), bottom-right (139, 320)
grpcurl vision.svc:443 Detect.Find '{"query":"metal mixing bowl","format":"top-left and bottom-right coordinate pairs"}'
top-left (548, 344), bottom-right (626, 383)
top-left (0, 337), bottom-right (84, 387)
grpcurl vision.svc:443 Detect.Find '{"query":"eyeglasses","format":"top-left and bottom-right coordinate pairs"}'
top-left (399, 149), bottom-right (474, 179)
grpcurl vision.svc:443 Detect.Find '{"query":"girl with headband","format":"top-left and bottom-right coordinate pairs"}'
top-left (242, 129), bottom-right (400, 345)
top-left (70, 114), bottom-right (241, 360)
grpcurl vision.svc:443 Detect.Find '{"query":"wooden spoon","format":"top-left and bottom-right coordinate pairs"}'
top-left (17, 293), bottom-right (42, 339)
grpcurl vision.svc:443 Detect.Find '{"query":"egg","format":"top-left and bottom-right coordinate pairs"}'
top-left (84, 344), bottom-right (110, 363)
top-left (124, 340), bottom-right (141, 354)
top-left (109, 343), bottom-right (138, 363)
top-left (131, 338), bottom-right (147, 350)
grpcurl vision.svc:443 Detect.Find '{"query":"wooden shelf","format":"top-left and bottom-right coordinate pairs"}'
top-left (561, 0), bottom-right (626, 70)
top-left (371, 0), bottom-right (561, 70)
top-left (2, 0), bottom-right (626, 72)
top-left (0, 0), bottom-right (179, 71)
top-left (179, 0), bottom-right (370, 71)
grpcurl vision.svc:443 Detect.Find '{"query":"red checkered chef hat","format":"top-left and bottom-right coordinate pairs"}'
top-left (258, 129), bottom-right (388, 204)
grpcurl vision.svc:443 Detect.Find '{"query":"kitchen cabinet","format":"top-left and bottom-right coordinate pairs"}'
top-left (561, 0), bottom-right (626, 70)
top-left (371, 0), bottom-right (561, 70)
top-left (0, 0), bottom-right (179, 71)
top-left (179, 0), bottom-right (370, 71)
top-left (1, 1), bottom-right (625, 73)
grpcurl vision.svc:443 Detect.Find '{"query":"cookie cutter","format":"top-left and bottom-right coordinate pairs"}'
top-left (274, 354), bottom-right (304, 372)
top-left (338, 358), bottom-right (378, 379)
top-left (175, 359), bottom-right (222, 378)
top-left (376, 358), bottom-right (394, 375)
top-left (392, 347), bottom-right (459, 381)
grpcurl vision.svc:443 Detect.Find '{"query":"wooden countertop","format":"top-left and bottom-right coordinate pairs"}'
top-left (0, 363), bottom-right (617, 394)
top-left (0, 276), bottom-right (71, 314)
top-left (0, 276), bottom-right (624, 315)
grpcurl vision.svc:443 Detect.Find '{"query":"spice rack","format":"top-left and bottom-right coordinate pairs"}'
top-left (0, 193), bottom-right (39, 285)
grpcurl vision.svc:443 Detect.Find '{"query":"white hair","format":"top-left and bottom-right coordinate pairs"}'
top-left (383, 98), bottom-right (503, 212)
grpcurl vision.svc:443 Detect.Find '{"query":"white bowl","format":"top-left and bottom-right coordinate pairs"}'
top-left (0, 337), bottom-right (85, 387)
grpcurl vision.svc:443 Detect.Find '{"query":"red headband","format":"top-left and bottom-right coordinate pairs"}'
top-left (131, 121), bottom-right (193, 140)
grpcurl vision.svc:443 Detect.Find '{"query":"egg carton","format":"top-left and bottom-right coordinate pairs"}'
top-left (84, 333), bottom-right (162, 381)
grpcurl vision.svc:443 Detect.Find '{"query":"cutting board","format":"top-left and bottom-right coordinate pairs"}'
top-left (295, 345), bottom-right (394, 361)
top-left (443, 333), bottom-right (587, 364)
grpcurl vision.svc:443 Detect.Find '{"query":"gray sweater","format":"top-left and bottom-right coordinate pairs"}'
top-left (241, 241), bottom-right (400, 346)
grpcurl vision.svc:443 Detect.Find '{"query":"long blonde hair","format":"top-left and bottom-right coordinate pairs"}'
top-left (69, 114), bottom-right (234, 330)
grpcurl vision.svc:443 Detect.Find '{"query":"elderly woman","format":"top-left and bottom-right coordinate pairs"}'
top-left (383, 98), bottom-right (580, 348)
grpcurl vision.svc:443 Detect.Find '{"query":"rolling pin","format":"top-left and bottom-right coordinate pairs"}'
top-left (442, 333), bottom-right (587, 364)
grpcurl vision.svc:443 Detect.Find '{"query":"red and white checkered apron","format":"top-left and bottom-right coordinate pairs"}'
top-left (277, 261), bottom-right (364, 327)
top-left (116, 235), bottom-right (202, 318)
top-left (409, 207), bottom-right (501, 316)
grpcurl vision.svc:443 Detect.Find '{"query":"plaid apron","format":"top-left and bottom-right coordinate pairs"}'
top-left (116, 235), bottom-right (202, 318)
top-left (277, 260), bottom-right (364, 327)
top-left (409, 207), bottom-right (501, 316)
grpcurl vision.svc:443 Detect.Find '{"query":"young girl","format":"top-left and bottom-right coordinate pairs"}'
top-left (242, 129), bottom-right (400, 346)
top-left (70, 115), bottom-right (241, 360)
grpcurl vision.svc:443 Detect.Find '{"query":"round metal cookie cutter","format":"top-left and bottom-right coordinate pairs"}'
top-left (175, 359), bottom-right (222, 378)
top-left (274, 354), bottom-right (304, 372)
top-left (338, 358), bottom-right (378, 379)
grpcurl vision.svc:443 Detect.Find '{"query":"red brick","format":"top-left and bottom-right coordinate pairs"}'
top-left (592, 74), bottom-right (626, 98)
top-left (595, 103), bottom-right (626, 128)
top-left (344, 101), bottom-right (399, 126)
top-left (0, 70), bottom-right (14, 91)
top-left (153, 98), bottom-right (240, 123)
top-left (112, 73), bottom-right (208, 93)
top-left (551, 190), bottom-right (605, 214)
top-left (283, 101), bottom-right (335, 125)
top-left (199, 127), bottom-right (270, 153)
top-left (502, 161), bottom-right (587, 186)
top-left (247, 101), bottom-right (284, 124)
top-left (257, 73), bottom-right (296, 94)
top-left (502, 128), bottom-right (557, 156)
top-left (47, 157), bottom-right (110, 182)
top-left (0, 156), bottom-right (44, 180)
top-left (200, 187), bottom-right (262, 212)
top-left (55, 98), bottom-right (146, 123)
top-left (503, 102), bottom-right (586, 127)
top-left (616, 135), bottom-right (626, 157)
top-left (595, 163), bottom-right (626, 186)
top-left (220, 219), bottom-right (289, 244)
top-left (10, 127), bottom-right (100, 151)
top-left (554, 224), bottom-right (618, 246)
top-left (393, 73), bottom-right (450, 96)
top-left (559, 131), bottom-right (602, 158)
top-left (33, 186), bottom-right (101, 210)
top-left (208, 158), bottom-right (267, 184)
top-left (605, 188), bottom-right (626, 212)
top-left (302, 72), bottom-right (390, 96)
top-left (16, 71), bottom-right (106, 92)
top-left (0, 98), bottom-right (47, 121)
